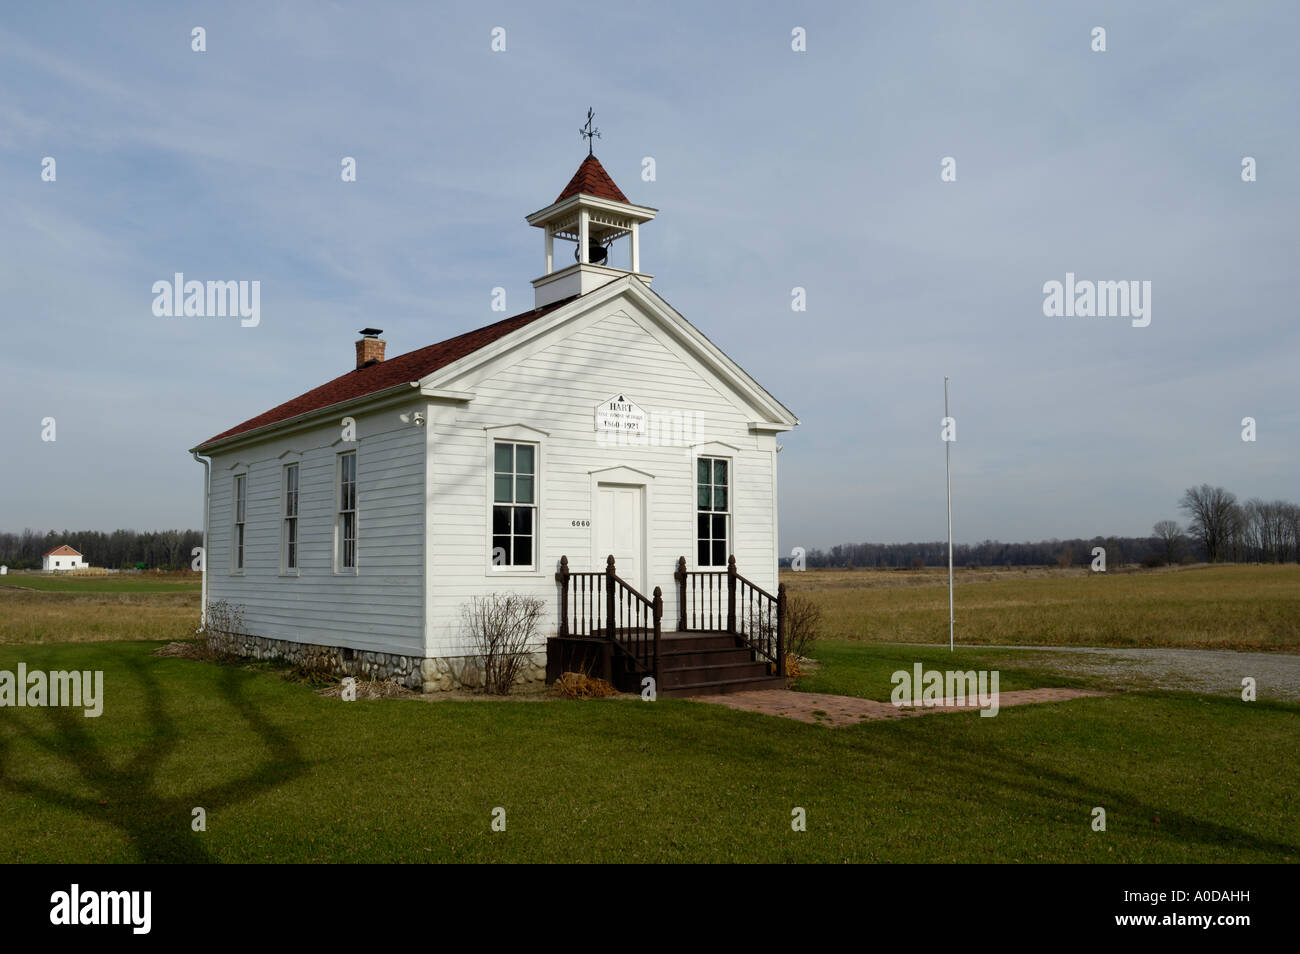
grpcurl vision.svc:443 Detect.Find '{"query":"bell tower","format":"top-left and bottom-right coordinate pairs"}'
top-left (526, 110), bottom-right (657, 308)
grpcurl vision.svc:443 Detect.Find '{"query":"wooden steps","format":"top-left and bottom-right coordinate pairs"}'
top-left (553, 554), bottom-right (788, 700)
top-left (617, 630), bottom-right (786, 698)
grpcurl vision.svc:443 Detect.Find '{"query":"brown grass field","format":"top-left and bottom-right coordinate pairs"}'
top-left (1, 564), bottom-right (1297, 651)
top-left (782, 563), bottom-right (1300, 651)
top-left (0, 572), bottom-right (200, 645)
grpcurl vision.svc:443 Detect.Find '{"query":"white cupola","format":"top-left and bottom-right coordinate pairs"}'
top-left (526, 113), bottom-right (657, 308)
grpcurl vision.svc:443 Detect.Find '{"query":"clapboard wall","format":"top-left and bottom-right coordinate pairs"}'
top-left (423, 299), bottom-right (779, 659)
top-left (205, 403), bottom-right (426, 657)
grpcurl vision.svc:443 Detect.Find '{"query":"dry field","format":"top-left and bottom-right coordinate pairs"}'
top-left (0, 572), bottom-right (200, 645)
top-left (782, 563), bottom-right (1300, 651)
top-left (3, 565), bottom-right (1298, 652)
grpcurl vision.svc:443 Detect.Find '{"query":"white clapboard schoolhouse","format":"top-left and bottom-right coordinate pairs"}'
top-left (191, 149), bottom-right (798, 696)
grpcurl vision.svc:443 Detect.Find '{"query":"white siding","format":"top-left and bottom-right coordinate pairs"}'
top-left (206, 405), bottom-right (425, 656)
top-left (43, 554), bottom-right (86, 571)
top-left (424, 298), bottom-right (780, 658)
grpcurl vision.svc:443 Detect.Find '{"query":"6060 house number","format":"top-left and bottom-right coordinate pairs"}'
top-left (570, 520), bottom-right (591, 528)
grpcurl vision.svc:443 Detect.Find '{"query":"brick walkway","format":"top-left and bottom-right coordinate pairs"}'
top-left (688, 688), bottom-right (1107, 727)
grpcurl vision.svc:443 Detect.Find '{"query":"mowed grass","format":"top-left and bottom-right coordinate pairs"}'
top-left (0, 573), bottom-right (200, 646)
top-left (784, 564), bottom-right (1300, 651)
top-left (795, 640), bottom-right (1093, 698)
top-left (0, 639), bottom-right (1295, 863)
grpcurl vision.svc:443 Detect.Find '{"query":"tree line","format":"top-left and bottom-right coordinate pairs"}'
top-left (0, 529), bottom-right (203, 570)
top-left (788, 484), bottom-right (1300, 569)
top-left (2, 482), bottom-right (1293, 572)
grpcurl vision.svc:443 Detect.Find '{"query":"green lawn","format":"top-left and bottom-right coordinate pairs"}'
top-left (795, 641), bottom-right (1093, 699)
top-left (1, 639), bottom-right (1295, 863)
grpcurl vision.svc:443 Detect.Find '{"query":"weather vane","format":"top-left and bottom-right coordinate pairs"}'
top-left (580, 107), bottom-right (600, 157)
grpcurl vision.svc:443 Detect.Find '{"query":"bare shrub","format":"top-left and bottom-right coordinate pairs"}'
top-left (462, 594), bottom-right (543, 695)
top-left (553, 669), bottom-right (618, 699)
top-left (204, 599), bottom-right (245, 640)
top-left (784, 593), bottom-right (823, 660)
top-left (745, 592), bottom-right (822, 675)
top-left (153, 640), bottom-right (220, 660)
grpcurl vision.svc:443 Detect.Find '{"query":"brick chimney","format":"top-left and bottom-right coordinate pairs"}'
top-left (355, 328), bottom-right (385, 369)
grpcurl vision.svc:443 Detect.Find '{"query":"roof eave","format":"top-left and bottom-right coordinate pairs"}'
top-left (525, 194), bottom-right (658, 226)
top-left (190, 381), bottom-right (421, 456)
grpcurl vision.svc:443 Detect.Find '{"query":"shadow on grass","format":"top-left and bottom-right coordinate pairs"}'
top-left (0, 648), bottom-right (306, 862)
top-left (844, 695), bottom-right (1300, 860)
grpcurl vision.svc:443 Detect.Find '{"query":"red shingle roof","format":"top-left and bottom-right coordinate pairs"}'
top-left (198, 297), bottom-right (576, 448)
top-left (44, 545), bottom-right (81, 557)
top-left (556, 155), bottom-right (629, 204)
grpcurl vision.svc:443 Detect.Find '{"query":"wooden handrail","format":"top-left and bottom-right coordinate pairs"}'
top-left (557, 554), bottom-right (662, 681)
top-left (557, 553), bottom-right (781, 681)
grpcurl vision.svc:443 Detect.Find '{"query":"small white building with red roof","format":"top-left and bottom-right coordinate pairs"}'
top-left (43, 545), bottom-right (87, 572)
top-left (190, 142), bottom-right (799, 696)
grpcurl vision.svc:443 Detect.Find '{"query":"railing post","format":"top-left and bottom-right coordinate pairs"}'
top-left (652, 585), bottom-right (663, 686)
top-left (555, 555), bottom-right (570, 638)
top-left (776, 581), bottom-right (787, 677)
top-left (726, 555), bottom-right (737, 635)
top-left (605, 554), bottom-right (616, 642)
top-left (674, 556), bottom-right (687, 632)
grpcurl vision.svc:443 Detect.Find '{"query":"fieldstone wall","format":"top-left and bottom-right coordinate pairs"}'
top-left (205, 630), bottom-right (546, 693)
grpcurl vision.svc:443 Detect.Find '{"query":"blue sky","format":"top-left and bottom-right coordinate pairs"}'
top-left (2, 1), bottom-right (1297, 551)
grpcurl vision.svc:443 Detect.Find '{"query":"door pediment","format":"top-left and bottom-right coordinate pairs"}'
top-left (588, 465), bottom-right (655, 482)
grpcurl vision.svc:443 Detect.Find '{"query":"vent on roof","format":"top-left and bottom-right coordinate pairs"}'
top-left (356, 328), bottom-right (385, 370)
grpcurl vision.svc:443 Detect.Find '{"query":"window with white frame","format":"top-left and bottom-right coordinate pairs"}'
top-left (282, 462), bottom-right (299, 572)
top-left (492, 441), bottom-right (535, 568)
top-left (337, 452), bottom-right (357, 571)
top-left (233, 473), bottom-right (247, 572)
top-left (696, 456), bottom-right (729, 567)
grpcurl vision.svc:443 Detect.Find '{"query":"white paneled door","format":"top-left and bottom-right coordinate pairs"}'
top-left (596, 483), bottom-right (645, 594)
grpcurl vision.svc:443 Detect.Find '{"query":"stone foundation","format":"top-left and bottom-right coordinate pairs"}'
top-left (205, 630), bottom-right (547, 693)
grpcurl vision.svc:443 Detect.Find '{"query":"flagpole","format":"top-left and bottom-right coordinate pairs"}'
top-left (945, 376), bottom-right (954, 652)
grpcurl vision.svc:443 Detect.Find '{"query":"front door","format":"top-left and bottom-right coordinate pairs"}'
top-left (596, 483), bottom-right (645, 593)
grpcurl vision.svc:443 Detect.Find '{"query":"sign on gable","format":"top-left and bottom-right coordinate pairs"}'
top-left (594, 395), bottom-right (647, 435)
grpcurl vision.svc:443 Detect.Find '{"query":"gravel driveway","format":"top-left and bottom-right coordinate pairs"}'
top-left (976, 646), bottom-right (1300, 701)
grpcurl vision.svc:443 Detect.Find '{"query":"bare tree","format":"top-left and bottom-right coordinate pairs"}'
top-left (1226, 501), bottom-right (1249, 562)
top-left (1179, 485), bottom-right (1238, 562)
top-left (1283, 503), bottom-right (1300, 563)
top-left (462, 594), bottom-right (543, 695)
top-left (1151, 520), bottom-right (1184, 565)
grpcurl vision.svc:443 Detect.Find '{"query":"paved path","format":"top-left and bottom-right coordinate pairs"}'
top-left (690, 688), bottom-right (1106, 727)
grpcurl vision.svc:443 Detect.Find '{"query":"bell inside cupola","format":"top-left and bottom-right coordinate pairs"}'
top-left (525, 109), bottom-right (659, 308)
top-left (576, 238), bottom-right (609, 266)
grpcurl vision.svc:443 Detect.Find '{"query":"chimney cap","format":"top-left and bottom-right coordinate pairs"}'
top-left (359, 327), bottom-right (383, 338)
